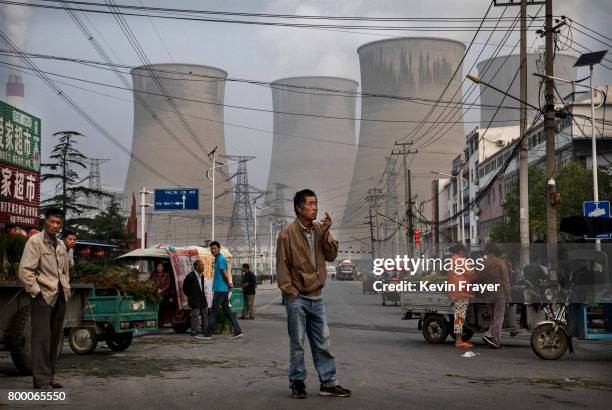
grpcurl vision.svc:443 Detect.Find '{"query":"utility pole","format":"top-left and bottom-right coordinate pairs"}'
top-left (366, 188), bottom-right (385, 260)
top-left (392, 141), bottom-right (418, 258)
top-left (494, 0), bottom-right (545, 269)
top-left (139, 186), bottom-right (150, 249)
top-left (544, 0), bottom-right (558, 273)
top-left (519, 0), bottom-right (530, 268)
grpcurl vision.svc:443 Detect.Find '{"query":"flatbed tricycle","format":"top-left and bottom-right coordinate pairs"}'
top-left (67, 287), bottom-right (158, 354)
top-left (0, 282), bottom-right (93, 373)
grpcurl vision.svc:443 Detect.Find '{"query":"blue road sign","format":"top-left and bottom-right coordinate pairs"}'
top-left (583, 200), bottom-right (611, 240)
top-left (154, 189), bottom-right (199, 211)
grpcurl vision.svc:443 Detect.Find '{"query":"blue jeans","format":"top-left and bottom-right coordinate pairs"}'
top-left (204, 292), bottom-right (242, 337)
top-left (285, 296), bottom-right (338, 387)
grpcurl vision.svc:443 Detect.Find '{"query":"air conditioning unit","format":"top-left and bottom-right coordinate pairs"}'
top-left (496, 139), bottom-right (506, 147)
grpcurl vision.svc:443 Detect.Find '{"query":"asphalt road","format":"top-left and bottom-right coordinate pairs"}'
top-left (1, 281), bottom-right (611, 409)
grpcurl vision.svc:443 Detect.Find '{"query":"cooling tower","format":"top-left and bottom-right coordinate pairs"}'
top-left (477, 53), bottom-right (578, 126)
top-left (123, 64), bottom-right (233, 245)
top-left (344, 38), bottom-right (467, 255)
top-left (264, 76), bottom-right (358, 237)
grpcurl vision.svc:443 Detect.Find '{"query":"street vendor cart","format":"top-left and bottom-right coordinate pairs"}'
top-left (116, 245), bottom-right (243, 334)
top-left (0, 282), bottom-right (93, 374)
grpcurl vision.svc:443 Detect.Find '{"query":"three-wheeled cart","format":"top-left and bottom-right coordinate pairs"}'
top-left (401, 290), bottom-right (553, 344)
top-left (0, 282), bottom-right (93, 374)
top-left (116, 245), bottom-right (242, 334)
top-left (67, 288), bottom-right (158, 355)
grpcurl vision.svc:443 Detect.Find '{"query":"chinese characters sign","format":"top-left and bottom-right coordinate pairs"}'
top-left (0, 162), bottom-right (40, 226)
top-left (0, 100), bottom-right (41, 227)
top-left (154, 189), bottom-right (199, 210)
top-left (0, 100), bottom-right (41, 172)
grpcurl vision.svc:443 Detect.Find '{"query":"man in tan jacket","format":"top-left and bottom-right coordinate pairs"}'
top-left (276, 189), bottom-right (351, 399)
top-left (19, 208), bottom-right (70, 389)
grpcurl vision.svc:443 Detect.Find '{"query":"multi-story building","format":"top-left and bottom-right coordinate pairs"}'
top-left (432, 85), bottom-right (611, 248)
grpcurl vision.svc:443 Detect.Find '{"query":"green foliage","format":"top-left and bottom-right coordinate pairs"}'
top-left (71, 195), bottom-right (131, 246)
top-left (213, 309), bottom-right (235, 335)
top-left (0, 235), bottom-right (28, 281)
top-left (72, 263), bottom-right (161, 304)
top-left (490, 163), bottom-right (612, 243)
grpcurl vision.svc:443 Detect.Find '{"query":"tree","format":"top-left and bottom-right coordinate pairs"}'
top-left (489, 163), bottom-right (612, 243)
top-left (41, 131), bottom-right (111, 217)
top-left (71, 195), bottom-right (132, 246)
top-left (490, 166), bottom-right (547, 243)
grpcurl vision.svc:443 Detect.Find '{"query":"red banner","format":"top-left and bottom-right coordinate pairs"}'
top-left (0, 162), bottom-right (40, 227)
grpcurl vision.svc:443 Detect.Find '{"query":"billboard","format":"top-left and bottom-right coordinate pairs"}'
top-left (0, 100), bottom-right (41, 226)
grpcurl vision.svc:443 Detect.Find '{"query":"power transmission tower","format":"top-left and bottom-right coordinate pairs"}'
top-left (224, 156), bottom-right (256, 265)
top-left (83, 158), bottom-right (110, 209)
top-left (392, 141), bottom-right (418, 258)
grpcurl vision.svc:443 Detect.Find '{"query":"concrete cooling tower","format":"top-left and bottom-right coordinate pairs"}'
top-left (123, 64), bottom-right (233, 246)
top-left (477, 53), bottom-right (578, 126)
top-left (343, 38), bottom-right (467, 256)
top-left (264, 76), bottom-right (358, 239)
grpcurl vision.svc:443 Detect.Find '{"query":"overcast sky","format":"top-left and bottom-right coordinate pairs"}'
top-left (0, 0), bottom-right (610, 201)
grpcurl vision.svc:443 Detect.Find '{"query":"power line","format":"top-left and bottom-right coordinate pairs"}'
top-left (0, 59), bottom-right (532, 126)
top-left (32, 0), bottom-right (541, 22)
top-left (414, 3), bottom-right (545, 152)
top-left (56, 0), bottom-right (218, 204)
top-left (397, 0), bottom-right (496, 147)
top-left (0, 49), bottom-right (535, 112)
top-left (411, 5), bottom-right (522, 149)
top-left (103, 0), bottom-right (213, 162)
top-left (0, 0), bottom-right (540, 31)
top-left (0, 29), bottom-right (185, 189)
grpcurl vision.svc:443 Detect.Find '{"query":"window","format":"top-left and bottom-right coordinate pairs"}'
top-left (479, 168), bottom-right (484, 178)
top-left (492, 188), bottom-right (496, 202)
top-left (499, 185), bottom-right (503, 205)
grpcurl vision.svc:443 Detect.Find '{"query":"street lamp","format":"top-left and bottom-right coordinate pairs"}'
top-left (534, 49), bottom-right (608, 249)
top-left (432, 170), bottom-right (467, 246)
top-left (253, 202), bottom-right (271, 276)
top-left (205, 146), bottom-right (241, 241)
top-left (467, 74), bottom-right (543, 111)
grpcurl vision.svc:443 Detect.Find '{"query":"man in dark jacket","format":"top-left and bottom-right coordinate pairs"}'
top-left (479, 243), bottom-right (511, 349)
top-left (240, 263), bottom-right (257, 320)
top-left (182, 260), bottom-right (208, 336)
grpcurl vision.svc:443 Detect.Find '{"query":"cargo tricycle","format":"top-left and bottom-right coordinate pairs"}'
top-left (0, 282), bottom-right (93, 374)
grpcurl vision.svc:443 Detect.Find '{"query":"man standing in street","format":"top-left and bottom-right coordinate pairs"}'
top-left (19, 208), bottom-right (70, 389)
top-left (62, 229), bottom-right (77, 269)
top-left (182, 260), bottom-right (208, 336)
top-left (202, 241), bottom-right (244, 339)
top-left (240, 263), bottom-right (257, 320)
top-left (276, 189), bottom-right (351, 399)
top-left (480, 243), bottom-right (511, 349)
